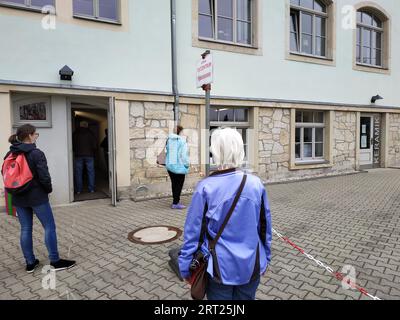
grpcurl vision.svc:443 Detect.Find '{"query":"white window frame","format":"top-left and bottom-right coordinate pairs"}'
top-left (0, 0), bottom-right (55, 12)
top-left (209, 107), bottom-right (251, 168)
top-left (199, 0), bottom-right (254, 47)
top-left (73, 0), bottom-right (121, 24)
top-left (290, 0), bottom-right (328, 58)
top-left (356, 11), bottom-right (384, 68)
top-left (295, 111), bottom-right (325, 163)
top-left (12, 96), bottom-right (52, 128)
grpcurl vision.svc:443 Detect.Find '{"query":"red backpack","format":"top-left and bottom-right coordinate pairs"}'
top-left (1, 153), bottom-right (33, 194)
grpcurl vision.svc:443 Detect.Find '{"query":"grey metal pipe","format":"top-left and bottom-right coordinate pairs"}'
top-left (171, 0), bottom-right (179, 125)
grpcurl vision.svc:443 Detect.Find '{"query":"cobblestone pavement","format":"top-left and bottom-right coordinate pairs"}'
top-left (1, 169), bottom-right (400, 300)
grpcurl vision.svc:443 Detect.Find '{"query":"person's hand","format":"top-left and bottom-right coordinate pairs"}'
top-left (199, 172), bottom-right (205, 178)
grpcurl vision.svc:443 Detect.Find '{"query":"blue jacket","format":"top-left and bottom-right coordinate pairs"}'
top-left (166, 134), bottom-right (189, 175)
top-left (178, 169), bottom-right (272, 286)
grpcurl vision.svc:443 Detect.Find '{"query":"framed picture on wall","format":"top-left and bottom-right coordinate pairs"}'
top-left (13, 97), bottom-right (52, 128)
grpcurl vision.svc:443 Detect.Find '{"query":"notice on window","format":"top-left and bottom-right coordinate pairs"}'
top-left (362, 125), bottom-right (367, 134)
top-left (361, 136), bottom-right (368, 148)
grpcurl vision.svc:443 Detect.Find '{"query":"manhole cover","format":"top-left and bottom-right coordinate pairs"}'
top-left (128, 226), bottom-right (182, 245)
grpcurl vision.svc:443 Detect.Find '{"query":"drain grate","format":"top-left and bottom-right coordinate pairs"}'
top-left (128, 226), bottom-right (182, 245)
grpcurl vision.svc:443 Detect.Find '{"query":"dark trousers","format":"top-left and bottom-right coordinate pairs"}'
top-left (74, 157), bottom-right (95, 193)
top-left (167, 170), bottom-right (185, 205)
top-left (207, 275), bottom-right (261, 300)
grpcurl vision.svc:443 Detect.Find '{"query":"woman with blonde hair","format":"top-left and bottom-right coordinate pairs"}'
top-left (179, 128), bottom-right (272, 300)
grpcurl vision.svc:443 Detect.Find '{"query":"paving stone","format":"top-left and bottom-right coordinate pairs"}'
top-left (2, 169), bottom-right (400, 300)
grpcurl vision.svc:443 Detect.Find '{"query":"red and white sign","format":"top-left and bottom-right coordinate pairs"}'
top-left (196, 54), bottom-right (213, 88)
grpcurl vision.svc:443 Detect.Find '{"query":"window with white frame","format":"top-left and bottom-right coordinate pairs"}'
top-left (290, 0), bottom-right (328, 57)
top-left (295, 111), bottom-right (325, 162)
top-left (199, 0), bottom-right (254, 46)
top-left (356, 10), bottom-right (383, 67)
top-left (0, 0), bottom-right (54, 11)
top-left (73, 0), bottom-right (119, 23)
top-left (210, 107), bottom-right (250, 166)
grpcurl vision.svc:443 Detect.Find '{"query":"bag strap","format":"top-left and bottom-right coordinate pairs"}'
top-left (209, 174), bottom-right (247, 251)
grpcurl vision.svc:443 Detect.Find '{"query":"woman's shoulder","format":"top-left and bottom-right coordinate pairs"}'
top-left (29, 148), bottom-right (46, 160)
top-left (245, 173), bottom-right (264, 187)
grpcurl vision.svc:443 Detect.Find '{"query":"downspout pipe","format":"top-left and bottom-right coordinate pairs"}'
top-left (171, 0), bottom-right (179, 126)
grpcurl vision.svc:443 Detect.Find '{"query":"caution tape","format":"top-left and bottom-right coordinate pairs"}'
top-left (272, 228), bottom-right (382, 300)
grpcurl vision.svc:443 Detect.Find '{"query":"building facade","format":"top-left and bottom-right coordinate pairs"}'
top-left (1, 0), bottom-right (399, 207)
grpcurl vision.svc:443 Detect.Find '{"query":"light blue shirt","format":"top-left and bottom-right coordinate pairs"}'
top-left (178, 169), bottom-right (272, 285)
top-left (166, 134), bottom-right (189, 175)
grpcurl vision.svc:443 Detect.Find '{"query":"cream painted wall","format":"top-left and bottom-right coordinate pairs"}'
top-left (36, 96), bottom-right (70, 205)
top-left (115, 100), bottom-right (131, 188)
top-left (0, 0), bottom-right (172, 92)
top-left (177, 0), bottom-right (399, 106)
top-left (0, 0), bottom-right (398, 106)
top-left (0, 92), bottom-right (12, 207)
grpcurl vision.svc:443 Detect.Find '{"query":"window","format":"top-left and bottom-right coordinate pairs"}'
top-left (356, 10), bottom-right (383, 67)
top-left (210, 107), bottom-right (250, 166)
top-left (0, 0), bottom-right (54, 11)
top-left (199, 0), bottom-right (253, 46)
top-left (73, 0), bottom-right (119, 23)
top-left (295, 111), bottom-right (325, 162)
top-left (290, 0), bottom-right (328, 58)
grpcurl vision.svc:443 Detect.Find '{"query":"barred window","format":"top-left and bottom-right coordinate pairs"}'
top-left (73, 0), bottom-right (119, 23)
top-left (0, 0), bottom-right (54, 11)
top-left (295, 111), bottom-right (325, 161)
top-left (356, 10), bottom-right (383, 67)
top-left (290, 0), bottom-right (328, 57)
top-left (199, 0), bottom-right (254, 46)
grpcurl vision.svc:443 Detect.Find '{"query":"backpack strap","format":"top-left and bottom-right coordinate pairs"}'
top-left (208, 174), bottom-right (247, 252)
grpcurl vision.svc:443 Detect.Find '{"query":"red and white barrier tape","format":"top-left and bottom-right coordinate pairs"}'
top-left (272, 228), bottom-right (382, 300)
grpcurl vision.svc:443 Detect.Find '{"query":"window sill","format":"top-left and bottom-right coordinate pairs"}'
top-left (286, 52), bottom-right (335, 66)
top-left (73, 15), bottom-right (121, 26)
top-left (290, 160), bottom-right (332, 171)
top-left (353, 63), bottom-right (390, 75)
top-left (0, 3), bottom-right (52, 14)
top-left (193, 38), bottom-right (262, 56)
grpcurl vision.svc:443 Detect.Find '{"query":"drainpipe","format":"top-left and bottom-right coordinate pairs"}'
top-left (171, 0), bottom-right (179, 126)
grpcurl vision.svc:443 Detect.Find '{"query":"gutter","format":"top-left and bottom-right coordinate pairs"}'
top-left (171, 0), bottom-right (179, 125)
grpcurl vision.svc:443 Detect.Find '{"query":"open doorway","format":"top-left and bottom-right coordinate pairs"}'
top-left (71, 106), bottom-right (110, 202)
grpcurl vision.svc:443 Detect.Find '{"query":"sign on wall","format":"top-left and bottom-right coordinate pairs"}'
top-left (373, 114), bottom-right (381, 168)
top-left (196, 54), bottom-right (213, 88)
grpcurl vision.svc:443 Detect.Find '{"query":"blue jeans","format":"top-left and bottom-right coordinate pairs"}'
top-left (74, 157), bottom-right (95, 193)
top-left (16, 202), bottom-right (60, 265)
top-left (206, 275), bottom-right (261, 300)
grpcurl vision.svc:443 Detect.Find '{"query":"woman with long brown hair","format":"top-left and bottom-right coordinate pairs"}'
top-left (3, 124), bottom-right (76, 273)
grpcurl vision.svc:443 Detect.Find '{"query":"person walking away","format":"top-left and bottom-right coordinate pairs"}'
top-left (73, 121), bottom-right (97, 194)
top-left (2, 124), bottom-right (76, 273)
top-left (166, 125), bottom-right (190, 210)
top-left (178, 128), bottom-right (272, 300)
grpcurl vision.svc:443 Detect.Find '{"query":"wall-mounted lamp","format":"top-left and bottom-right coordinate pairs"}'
top-left (59, 65), bottom-right (74, 81)
top-left (371, 95), bottom-right (383, 104)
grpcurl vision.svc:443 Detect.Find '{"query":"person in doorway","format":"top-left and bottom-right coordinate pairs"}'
top-left (73, 121), bottom-right (97, 194)
top-left (178, 128), bottom-right (272, 300)
top-left (100, 129), bottom-right (109, 174)
top-left (166, 125), bottom-right (190, 210)
top-left (3, 124), bottom-right (76, 273)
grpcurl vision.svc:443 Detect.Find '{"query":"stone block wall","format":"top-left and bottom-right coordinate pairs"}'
top-left (258, 108), bottom-right (291, 181)
top-left (257, 108), bottom-right (358, 183)
top-left (129, 101), bottom-right (201, 201)
top-left (333, 112), bottom-right (357, 172)
top-left (388, 114), bottom-right (400, 167)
